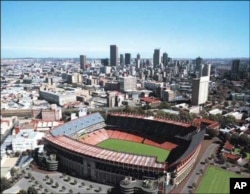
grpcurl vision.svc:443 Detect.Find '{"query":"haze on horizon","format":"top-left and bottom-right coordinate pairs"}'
top-left (1, 1), bottom-right (249, 59)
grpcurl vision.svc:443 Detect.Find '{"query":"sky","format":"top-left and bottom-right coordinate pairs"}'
top-left (1, 1), bottom-right (250, 58)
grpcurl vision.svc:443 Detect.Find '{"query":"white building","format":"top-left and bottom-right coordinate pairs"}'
top-left (209, 109), bottom-right (223, 115)
top-left (39, 90), bottom-right (76, 106)
top-left (191, 76), bottom-right (209, 105)
top-left (223, 112), bottom-right (243, 120)
top-left (119, 76), bottom-right (137, 92)
top-left (12, 131), bottom-right (44, 152)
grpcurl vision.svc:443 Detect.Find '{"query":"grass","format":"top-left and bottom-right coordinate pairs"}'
top-left (97, 139), bottom-right (170, 162)
top-left (196, 166), bottom-right (244, 194)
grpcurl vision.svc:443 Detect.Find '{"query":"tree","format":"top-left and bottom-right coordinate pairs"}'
top-left (10, 167), bottom-right (18, 177)
top-left (224, 101), bottom-right (229, 107)
top-left (231, 100), bottom-right (236, 107)
top-left (27, 172), bottom-right (31, 178)
top-left (18, 190), bottom-right (28, 194)
top-left (156, 110), bottom-right (166, 117)
top-left (224, 115), bottom-right (236, 124)
top-left (159, 102), bottom-right (171, 109)
top-left (0, 177), bottom-right (11, 192)
top-left (231, 133), bottom-right (240, 145)
top-left (239, 133), bottom-right (249, 147)
top-left (27, 186), bottom-right (38, 194)
top-left (15, 151), bottom-right (21, 157)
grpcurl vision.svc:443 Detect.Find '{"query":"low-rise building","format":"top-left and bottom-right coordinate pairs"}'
top-left (224, 111), bottom-right (243, 120)
top-left (12, 130), bottom-right (44, 152)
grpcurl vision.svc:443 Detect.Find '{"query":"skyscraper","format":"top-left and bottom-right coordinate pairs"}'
top-left (110, 45), bottom-right (118, 66)
top-left (137, 53), bottom-right (141, 60)
top-left (153, 49), bottom-right (160, 68)
top-left (125, 53), bottom-right (131, 65)
top-left (163, 52), bottom-right (168, 67)
top-left (231, 59), bottom-right (240, 79)
top-left (191, 76), bottom-right (209, 105)
top-left (195, 56), bottom-right (203, 72)
top-left (120, 54), bottom-right (124, 66)
top-left (80, 55), bottom-right (86, 70)
top-left (136, 53), bottom-right (141, 69)
top-left (201, 64), bottom-right (211, 77)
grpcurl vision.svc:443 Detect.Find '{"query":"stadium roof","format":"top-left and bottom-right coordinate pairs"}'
top-left (44, 135), bottom-right (166, 169)
top-left (169, 129), bottom-right (205, 167)
top-left (50, 112), bottom-right (104, 137)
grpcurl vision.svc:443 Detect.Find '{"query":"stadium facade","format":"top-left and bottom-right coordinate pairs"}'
top-left (42, 112), bottom-right (205, 194)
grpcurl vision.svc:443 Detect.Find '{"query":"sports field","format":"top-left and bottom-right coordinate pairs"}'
top-left (97, 139), bottom-right (170, 162)
top-left (196, 166), bottom-right (244, 194)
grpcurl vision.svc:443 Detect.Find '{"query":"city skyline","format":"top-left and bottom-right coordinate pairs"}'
top-left (2, 1), bottom-right (250, 58)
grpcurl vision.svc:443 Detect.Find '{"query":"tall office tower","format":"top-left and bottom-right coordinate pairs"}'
top-left (163, 52), bottom-right (168, 67)
top-left (136, 53), bottom-right (141, 69)
top-left (137, 53), bottom-right (141, 60)
top-left (153, 49), bottom-right (160, 68)
top-left (191, 76), bottom-right (209, 105)
top-left (110, 45), bottom-right (118, 66)
top-left (201, 64), bottom-right (211, 77)
top-left (120, 54), bottom-right (124, 66)
top-left (231, 59), bottom-right (240, 79)
top-left (101, 58), bottom-right (109, 66)
top-left (195, 56), bottom-right (203, 72)
top-left (125, 53), bottom-right (131, 65)
top-left (80, 55), bottom-right (86, 70)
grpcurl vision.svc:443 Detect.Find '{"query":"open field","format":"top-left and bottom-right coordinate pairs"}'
top-left (97, 139), bottom-right (170, 162)
top-left (196, 166), bottom-right (244, 194)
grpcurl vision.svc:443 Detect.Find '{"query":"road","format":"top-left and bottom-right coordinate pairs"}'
top-left (180, 143), bottom-right (219, 193)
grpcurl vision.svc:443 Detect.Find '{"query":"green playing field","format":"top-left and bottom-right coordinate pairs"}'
top-left (196, 166), bottom-right (244, 194)
top-left (97, 138), bottom-right (170, 162)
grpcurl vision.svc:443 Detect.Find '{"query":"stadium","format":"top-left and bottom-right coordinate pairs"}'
top-left (42, 112), bottom-right (205, 193)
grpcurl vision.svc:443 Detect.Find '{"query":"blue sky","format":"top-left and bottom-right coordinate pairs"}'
top-left (1, 1), bottom-right (249, 58)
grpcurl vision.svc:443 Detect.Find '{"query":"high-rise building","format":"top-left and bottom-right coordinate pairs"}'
top-left (80, 55), bottom-right (86, 70)
top-left (153, 49), bottom-right (160, 68)
top-left (231, 59), bottom-right (240, 79)
top-left (120, 54), bottom-right (124, 66)
top-left (125, 53), bottom-right (131, 65)
top-left (137, 53), bottom-right (141, 60)
top-left (163, 52), bottom-right (168, 67)
top-left (201, 64), bottom-right (211, 77)
top-left (135, 53), bottom-right (141, 69)
top-left (191, 76), bottom-right (209, 105)
top-left (101, 58), bottom-right (109, 66)
top-left (110, 45), bottom-right (118, 66)
top-left (195, 56), bottom-right (203, 72)
top-left (119, 76), bottom-right (137, 92)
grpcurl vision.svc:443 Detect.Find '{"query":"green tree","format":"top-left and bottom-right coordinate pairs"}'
top-left (10, 167), bottom-right (18, 177)
top-left (231, 133), bottom-right (240, 145)
top-left (0, 177), bottom-right (11, 192)
top-left (27, 186), bottom-right (38, 194)
top-left (239, 133), bottom-right (249, 147)
top-left (156, 110), bottom-right (166, 117)
top-left (224, 101), bottom-right (229, 107)
top-left (224, 115), bottom-right (236, 124)
top-left (159, 102), bottom-right (171, 109)
top-left (207, 127), bottom-right (219, 137)
top-left (18, 190), bottom-right (28, 194)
